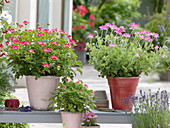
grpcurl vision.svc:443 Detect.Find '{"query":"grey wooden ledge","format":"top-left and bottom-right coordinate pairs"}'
top-left (0, 110), bottom-right (132, 124)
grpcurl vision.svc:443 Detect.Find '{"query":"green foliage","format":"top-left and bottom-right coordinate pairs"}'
top-left (72, 0), bottom-right (141, 51)
top-left (82, 110), bottom-right (98, 126)
top-left (131, 89), bottom-right (170, 128)
top-left (49, 79), bottom-right (96, 113)
top-left (0, 123), bottom-right (29, 128)
top-left (3, 22), bottom-right (82, 79)
top-left (88, 23), bottom-right (168, 78)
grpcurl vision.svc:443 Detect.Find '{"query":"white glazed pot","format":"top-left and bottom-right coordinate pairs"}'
top-left (61, 111), bottom-right (83, 128)
top-left (26, 76), bottom-right (60, 110)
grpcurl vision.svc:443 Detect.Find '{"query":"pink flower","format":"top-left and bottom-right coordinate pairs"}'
top-left (5, 41), bottom-right (9, 45)
top-left (37, 41), bottom-right (46, 46)
top-left (78, 25), bottom-right (85, 29)
top-left (51, 41), bottom-right (59, 45)
top-left (110, 24), bottom-right (118, 30)
top-left (84, 84), bottom-right (88, 88)
top-left (12, 40), bottom-right (19, 43)
top-left (64, 78), bottom-right (69, 81)
top-left (122, 33), bottom-right (130, 38)
top-left (50, 55), bottom-right (58, 60)
top-left (43, 48), bottom-right (51, 52)
top-left (28, 49), bottom-right (35, 54)
top-left (64, 43), bottom-right (71, 48)
top-left (72, 26), bottom-right (77, 31)
top-left (155, 45), bottom-right (160, 50)
top-left (136, 53), bottom-right (140, 57)
top-left (37, 33), bottom-right (44, 36)
top-left (114, 29), bottom-right (122, 35)
top-left (105, 23), bottom-right (112, 27)
top-left (130, 22), bottom-right (138, 29)
top-left (87, 34), bottom-right (94, 38)
top-left (16, 35), bottom-right (21, 39)
top-left (163, 54), bottom-right (167, 58)
top-left (150, 32), bottom-right (159, 38)
top-left (11, 45), bottom-right (18, 50)
top-left (77, 5), bottom-right (88, 15)
top-left (69, 40), bottom-right (76, 45)
top-left (37, 27), bottom-right (43, 31)
top-left (62, 86), bottom-right (66, 89)
top-left (18, 24), bottom-right (24, 28)
top-left (9, 28), bottom-right (14, 33)
top-left (109, 43), bottom-right (116, 47)
top-left (23, 21), bottom-right (29, 25)
top-left (42, 63), bottom-right (50, 67)
top-left (99, 25), bottom-right (108, 30)
top-left (67, 35), bottom-right (72, 39)
top-left (89, 22), bottom-right (94, 27)
top-left (89, 14), bottom-right (95, 21)
top-left (93, 91), bottom-right (97, 94)
top-left (119, 26), bottom-right (126, 32)
top-left (8, 37), bottom-right (14, 40)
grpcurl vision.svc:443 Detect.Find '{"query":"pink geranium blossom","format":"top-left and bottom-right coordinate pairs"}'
top-left (42, 63), bottom-right (50, 67)
top-left (89, 14), bottom-right (95, 21)
top-left (28, 49), bottom-right (35, 54)
top-left (50, 55), bottom-right (58, 60)
top-left (51, 41), bottom-right (58, 45)
top-left (11, 45), bottom-right (18, 50)
top-left (87, 34), bottom-right (94, 38)
top-left (43, 48), bottom-right (51, 52)
top-left (37, 33), bottom-right (44, 36)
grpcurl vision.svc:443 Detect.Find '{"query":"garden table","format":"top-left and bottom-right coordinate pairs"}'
top-left (0, 110), bottom-right (132, 124)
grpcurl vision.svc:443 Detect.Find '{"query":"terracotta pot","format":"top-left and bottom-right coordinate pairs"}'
top-left (26, 76), bottom-right (60, 110)
top-left (5, 99), bottom-right (20, 110)
top-left (61, 111), bottom-right (83, 128)
top-left (108, 77), bottom-right (140, 111)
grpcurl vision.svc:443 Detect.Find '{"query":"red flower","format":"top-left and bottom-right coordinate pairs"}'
top-left (43, 48), bottom-right (51, 52)
top-left (42, 63), bottom-right (50, 67)
top-left (23, 21), bottom-right (29, 25)
top-left (78, 25), bottom-right (85, 29)
top-left (89, 22), bottom-right (94, 27)
top-left (5, 0), bottom-right (10, 3)
top-left (77, 5), bottom-right (88, 15)
top-left (18, 24), bottom-right (24, 28)
top-left (89, 14), bottom-right (95, 21)
top-left (50, 55), bottom-right (58, 60)
top-left (72, 26), bottom-right (77, 31)
top-left (37, 33), bottom-right (44, 36)
top-left (11, 45), bottom-right (19, 50)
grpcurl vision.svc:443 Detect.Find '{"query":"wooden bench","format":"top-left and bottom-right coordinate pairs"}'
top-left (0, 110), bottom-right (132, 124)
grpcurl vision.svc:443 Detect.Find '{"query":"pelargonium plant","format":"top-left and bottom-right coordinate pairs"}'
top-left (82, 110), bottom-right (98, 126)
top-left (131, 89), bottom-right (170, 128)
top-left (2, 21), bottom-right (82, 79)
top-left (72, 5), bottom-right (95, 50)
top-left (49, 78), bottom-right (96, 113)
top-left (87, 22), bottom-right (169, 78)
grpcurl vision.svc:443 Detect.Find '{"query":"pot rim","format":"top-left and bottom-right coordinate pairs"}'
top-left (26, 76), bottom-right (60, 79)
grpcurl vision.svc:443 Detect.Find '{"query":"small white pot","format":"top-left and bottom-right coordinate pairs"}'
top-left (26, 76), bottom-right (60, 110)
top-left (61, 111), bottom-right (83, 128)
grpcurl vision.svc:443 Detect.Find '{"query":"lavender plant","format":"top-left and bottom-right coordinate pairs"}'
top-left (131, 89), bottom-right (170, 128)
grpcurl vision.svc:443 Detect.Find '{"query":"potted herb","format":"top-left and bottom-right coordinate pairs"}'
top-left (49, 78), bottom-right (96, 128)
top-left (2, 21), bottom-right (82, 110)
top-left (87, 23), bottom-right (169, 110)
top-left (82, 110), bottom-right (100, 128)
top-left (131, 89), bottom-right (170, 128)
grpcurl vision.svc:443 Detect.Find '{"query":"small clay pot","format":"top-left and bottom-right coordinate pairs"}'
top-left (5, 99), bottom-right (20, 110)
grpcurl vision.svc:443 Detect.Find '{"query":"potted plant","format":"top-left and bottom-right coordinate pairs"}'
top-left (87, 22), bottom-right (169, 110)
top-left (82, 110), bottom-right (100, 128)
top-left (49, 78), bottom-right (96, 128)
top-left (131, 89), bottom-right (170, 128)
top-left (2, 21), bottom-right (82, 110)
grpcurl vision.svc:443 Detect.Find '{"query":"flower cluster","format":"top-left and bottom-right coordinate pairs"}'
top-left (82, 110), bottom-right (98, 126)
top-left (49, 78), bottom-right (96, 113)
top-left (131, 89), bottom-right (170, 128)
top-left (72, 5), bottom-right (95, 50)
top-left (2, 21), bottom-right (82, 79)
top-left (87, 23), bottom-right (168, 78)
